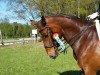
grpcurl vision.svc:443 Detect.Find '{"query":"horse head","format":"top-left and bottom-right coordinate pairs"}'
top-left (30, 16), bottom-right (63, 59)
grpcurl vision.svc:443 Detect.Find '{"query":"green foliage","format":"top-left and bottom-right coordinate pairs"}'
top-left (6, 0), bottom-right (100, 20)
top-left (0, 22), bottom-right (32, 38)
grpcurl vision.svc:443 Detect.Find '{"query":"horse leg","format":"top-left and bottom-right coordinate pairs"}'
top-left (84, 68), bottom-right (96, 75)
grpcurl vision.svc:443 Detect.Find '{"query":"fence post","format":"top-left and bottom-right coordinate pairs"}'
top-left (0, 30), bottom-right (4, 45)
top-left (22, 38), bottom-right (25, 45)
top-left (77, 0), bottom-right (80, 18)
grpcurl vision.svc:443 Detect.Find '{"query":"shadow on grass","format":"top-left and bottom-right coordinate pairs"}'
top-left (58, 70), bottom-right (100, 75)
top-left (58, 70), bottom-right (82, 75)
top-left (97, 70), bottom-right (100, 75)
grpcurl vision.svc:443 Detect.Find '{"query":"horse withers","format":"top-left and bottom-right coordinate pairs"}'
top-left (31, 15), bottom-right (100, 75)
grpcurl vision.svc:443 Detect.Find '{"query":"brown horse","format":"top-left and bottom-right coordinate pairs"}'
top-left (31, 15), bottom-right (100, 75)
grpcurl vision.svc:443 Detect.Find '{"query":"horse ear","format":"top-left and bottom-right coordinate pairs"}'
top-left (41, 16), bottom-right (46, 27)
top-left (30, 20), bottom-right (37, 25)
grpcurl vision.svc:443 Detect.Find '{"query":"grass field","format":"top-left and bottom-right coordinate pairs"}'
top-left (0, 42), bottom-right (81, 75)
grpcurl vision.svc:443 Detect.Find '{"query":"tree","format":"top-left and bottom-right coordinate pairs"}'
top-left (5, 0), bottom-right (100, 20)
top-left (0, 22), bottom-right (31, 38)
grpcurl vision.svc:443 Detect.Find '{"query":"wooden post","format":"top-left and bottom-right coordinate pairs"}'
top-left (22, 38), bottom-right (25, 45)
top-left (0, 30), bottom-right (4, 45)
top-left (77, 0), bottom-right (80, 18)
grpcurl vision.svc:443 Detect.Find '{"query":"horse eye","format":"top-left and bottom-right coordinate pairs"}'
top-left (45, 35), bottom-right (48, 38)
top-left (42, 35), bottom-right (48, 39)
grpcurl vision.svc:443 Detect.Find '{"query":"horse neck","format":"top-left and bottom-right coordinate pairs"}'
top-left (61, 19), bottom-right (85, 44)
top-left (61, 18), bottom-right (97, 59)
top-left (60, 19), bottom-right (88, 60)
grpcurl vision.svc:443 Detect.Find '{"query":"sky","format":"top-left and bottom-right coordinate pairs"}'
top-left (0, 1), bottom-right (29, 24)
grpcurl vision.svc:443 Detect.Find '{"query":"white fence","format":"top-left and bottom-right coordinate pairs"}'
top-left (0, 37), bottom-right (41, 46)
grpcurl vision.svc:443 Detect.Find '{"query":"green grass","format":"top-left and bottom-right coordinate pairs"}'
top-left (0, 42), bottom-right (81, 75)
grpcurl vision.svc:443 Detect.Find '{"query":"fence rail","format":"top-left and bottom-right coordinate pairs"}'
top-left (0, 37), bottom-right (40, 46)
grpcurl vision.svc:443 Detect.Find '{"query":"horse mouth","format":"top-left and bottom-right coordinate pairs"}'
top-left (48, 48), bottom-right (58, 59)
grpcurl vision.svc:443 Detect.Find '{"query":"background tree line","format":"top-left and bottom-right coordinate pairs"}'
top-left (0, 22), bottom-right (32, 39)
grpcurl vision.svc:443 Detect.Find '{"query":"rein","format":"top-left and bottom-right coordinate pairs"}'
top-left (64, 25), bottom-right (93, 50)
top-left (62, 20), bottom-right (94, 50)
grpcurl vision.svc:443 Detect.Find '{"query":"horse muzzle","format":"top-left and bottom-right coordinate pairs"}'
top-left (46, 47), bottom-right (58, 59)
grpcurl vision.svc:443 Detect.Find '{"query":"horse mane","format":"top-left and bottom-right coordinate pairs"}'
top-left (45, 14), bottom-right (94, 26)
top-left (67, 16), bottom-right (94, 25)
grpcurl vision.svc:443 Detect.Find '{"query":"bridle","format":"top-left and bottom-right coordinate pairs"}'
top-left (39, 25), bottom-right (58, 49)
